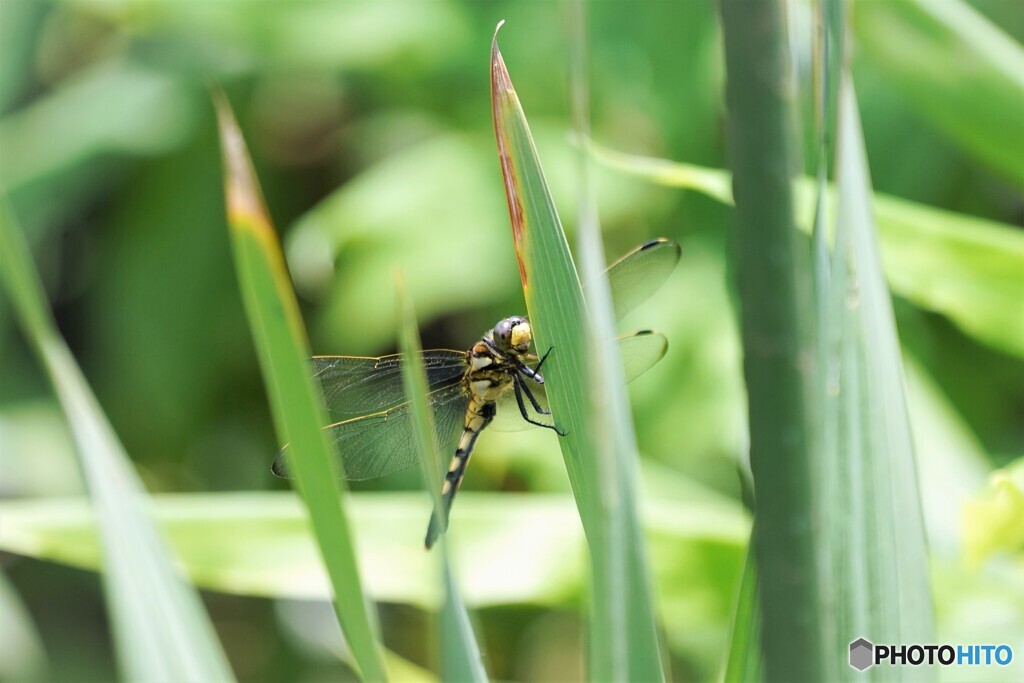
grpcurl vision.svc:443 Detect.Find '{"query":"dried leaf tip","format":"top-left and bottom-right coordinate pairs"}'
top-left (490, 20), bottom-right (513, 96)
top-left (213, 92), bottom-right (267, 226)
top-left (488, 19), bottom-right (528, 288)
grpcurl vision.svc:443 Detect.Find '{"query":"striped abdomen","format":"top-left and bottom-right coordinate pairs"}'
top-left (424, 396), bottom-right (496, 548)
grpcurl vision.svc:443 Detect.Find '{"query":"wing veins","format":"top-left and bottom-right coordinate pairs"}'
top-left (323, 382), bottom-right (469, 480)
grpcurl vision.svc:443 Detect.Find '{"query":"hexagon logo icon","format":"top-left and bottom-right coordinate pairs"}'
top-left (850, 638), bottom-right (874, 671)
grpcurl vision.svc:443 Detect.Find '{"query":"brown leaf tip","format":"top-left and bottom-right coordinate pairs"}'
top-left (490, 20), bottom-right (513, 98)
top-left (488, 20), bottom-right (528, 289)
top-left (213, 92), bottom-right (266, 224)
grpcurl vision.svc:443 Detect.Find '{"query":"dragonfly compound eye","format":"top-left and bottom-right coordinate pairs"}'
top-left (494, 319), bottom-right (512, 344)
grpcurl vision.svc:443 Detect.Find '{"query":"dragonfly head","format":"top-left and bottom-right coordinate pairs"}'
top-left (492, 316), bottom-right (532, 354)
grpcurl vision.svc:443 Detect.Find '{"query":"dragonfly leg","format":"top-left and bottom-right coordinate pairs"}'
top-left (515, 345), bottom-right (553, 383)
top-left (533, 345), bottom-right (554, 373)
top-left (513, 374), bottom-right (566, 435)
top-left (514, 369), bottom-right (550, 415)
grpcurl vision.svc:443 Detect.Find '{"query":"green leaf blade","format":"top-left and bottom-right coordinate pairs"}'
top-left (721, 545), bottom-right (761, 683)
top-left (818, 75), bottom-right (935, 678)
top-left (490, 27), bottom-right (591, 522)
top-left (214, 95), bottom-right (387, 683)
top-left (395, 275), bottom-right (489, 683)
top-left (0, 491), bottom-right (750, 612)
top-left (0, 202), bottom-right (235, 683)
top-left (491, 26), bottom-right (664, 682)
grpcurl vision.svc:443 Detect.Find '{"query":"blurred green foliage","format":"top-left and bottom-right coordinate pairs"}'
top-left (1, 1), bottom-right (1022, 681)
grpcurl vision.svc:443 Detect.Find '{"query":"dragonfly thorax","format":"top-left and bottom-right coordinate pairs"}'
top-left (465, 316), bottom-right (539, 404)
top-left (466, 341), bottom-right (519, 402)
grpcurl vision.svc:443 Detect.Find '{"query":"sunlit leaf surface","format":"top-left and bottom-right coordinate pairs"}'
top-left (0, 492), bottom-right (749, 608)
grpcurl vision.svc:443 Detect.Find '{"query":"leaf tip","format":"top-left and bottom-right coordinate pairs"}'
top-left (491, 19), bottom-right (506, 62)
top-left (488, 22), bottom-right (528, 290)
top-left (490, 20), bottom-right (513, 100)
top-left (213, 91), bottom-right (269, 232)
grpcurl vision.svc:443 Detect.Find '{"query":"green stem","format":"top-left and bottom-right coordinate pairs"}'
top-left (719, 1), bottom-right (823, 680)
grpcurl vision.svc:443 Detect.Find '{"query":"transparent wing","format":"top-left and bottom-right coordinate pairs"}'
top-left (491, 331), bottom-right (668, 432)
top-left (617, 329), bottom-right (669, 382)
top-left (272, 383), bottom-right (469, 481)
top-left (600, 238), bottom-right (681, 322)
top-left (311, 350), bottom-right (467, 420)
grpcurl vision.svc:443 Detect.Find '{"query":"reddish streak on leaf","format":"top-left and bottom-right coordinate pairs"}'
top-left (491, 30), bottom-right (529, 289)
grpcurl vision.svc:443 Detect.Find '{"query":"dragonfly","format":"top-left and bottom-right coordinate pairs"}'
top-left (272, 238), bottom-right (681, 548)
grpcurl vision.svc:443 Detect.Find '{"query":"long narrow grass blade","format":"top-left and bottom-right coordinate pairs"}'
top-left (853, 0), bottom-right (1024, 187)
top-left (395, 274), bottom-right (488, 682)
top-left (0, 567), bottom-right (46, 681)
top-left (590, 144), bottom-right (1024, 359)
top-left (0, 490), bottom-right (750, 608)
top-left (0, 201), bottom-right (235, 682)
top-left (491, 19), bottom-right (589, 531)
top-left (721, 543), bottom-right (761, 683)
top-left (213, 94), bottom-right (386, 682)
top-left (809, 3), bottom-right (843, 664)
top-left (394, 273), bottom-right (447, 544)
top-left (567, 2), bottom-right (665, 679)
top-left (437, 560), bottom-right (487, 683)
top-left (492, 21), bottom-right (663, 681)
top-left (719, 0), bottom-right (822, 678)
top-left (815, 74), bottom-right (935, 681)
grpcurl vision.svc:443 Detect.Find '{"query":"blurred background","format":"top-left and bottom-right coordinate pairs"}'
top-left (1, 1), bottom-right (1022, 681)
